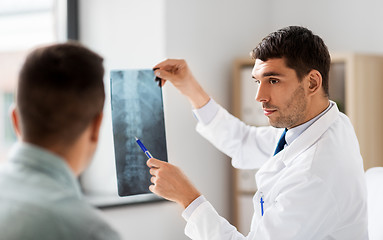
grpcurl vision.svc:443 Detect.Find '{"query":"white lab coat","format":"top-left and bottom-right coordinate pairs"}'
top-left (185, 101), bottom-right (368, 240)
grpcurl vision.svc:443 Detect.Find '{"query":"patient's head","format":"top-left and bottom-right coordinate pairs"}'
top-left (16, 42), bottom-right (105, 149)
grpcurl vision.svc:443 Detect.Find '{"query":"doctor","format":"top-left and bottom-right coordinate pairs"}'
top-left (148, 26), bottom-right (368, 239)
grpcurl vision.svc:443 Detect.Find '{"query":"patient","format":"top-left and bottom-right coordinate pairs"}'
top-left (0, 43), bottom-right (121, 239)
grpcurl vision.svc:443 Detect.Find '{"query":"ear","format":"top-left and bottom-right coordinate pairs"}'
top-left (90, 112), bottom-right (103, 143)
top-left (306, 69), bottom-right (322, 96)
top-left (10, 104), bottom-right (22, 139)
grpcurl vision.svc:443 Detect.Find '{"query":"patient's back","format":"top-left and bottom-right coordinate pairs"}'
top-left (0, 143), bottom-right (120, 240)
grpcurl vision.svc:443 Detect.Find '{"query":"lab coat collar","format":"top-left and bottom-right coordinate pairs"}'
top-left (278, 101), bottom-right (339, 166)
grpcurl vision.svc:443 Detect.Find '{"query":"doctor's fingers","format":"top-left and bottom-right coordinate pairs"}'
top-left (150, 176), bottom-right (156, 184)
top-left (154, 69), bottom-right (181, 85)
top-left (149, 165), bottom-right (173, 181)
top-left (147, 158), bottom-right (164, 169)
top-left (153, 60), bottom-right (190, 81)
top-left (149, 167), bottom-right (159, 177)
top-left (148, 176), bottom-right (164, 195)
top-left (153, 59), bottom-right (187, 73)
top-left (159, 79), bottom-right (167, 87)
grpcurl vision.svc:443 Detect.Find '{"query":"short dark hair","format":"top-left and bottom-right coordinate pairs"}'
top-left (251, 26), bottom-right (331, 96)
top-left (17, 42), bottom-right (105, 146)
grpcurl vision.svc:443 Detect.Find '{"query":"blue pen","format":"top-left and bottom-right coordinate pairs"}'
top-left (135, 137), bottom-right (153, 158)
top-left (260, 192), bottom-right (264, 216)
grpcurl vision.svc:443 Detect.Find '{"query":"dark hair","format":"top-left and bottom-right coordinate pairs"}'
top-left (251, 26), bottom-right (331, 96)
top-left (17, 42), bottom-right (105, 146)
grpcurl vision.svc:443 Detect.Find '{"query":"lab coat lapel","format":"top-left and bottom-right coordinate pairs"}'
top-left (260, 152), bottom-right (286, 172)
top-left (256, 102), bottom-right (339, 187)
top-left (282, 101), bottom-right (340, 166)
top-left (256, 143), bottom-right (287, 187)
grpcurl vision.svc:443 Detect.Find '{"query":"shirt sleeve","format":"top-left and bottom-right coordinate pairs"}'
top-left (194, 102), bottom-right (279, 169)
top-left (182, 195), bottom-right (207, 221)
top-left (192, 98), bottom-right (219, 125)
top-left (184, 200), bottom-right (246, 240)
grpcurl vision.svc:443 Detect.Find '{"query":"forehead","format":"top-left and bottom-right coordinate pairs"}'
top-left (252, 58), bottom-right (295, 78)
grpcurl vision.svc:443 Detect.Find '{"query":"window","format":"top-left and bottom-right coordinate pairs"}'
top-left (0, 0), bottom-right (73, 161)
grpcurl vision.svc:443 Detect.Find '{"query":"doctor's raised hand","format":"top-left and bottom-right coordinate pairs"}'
top-left (153, 59), bottom-right (210, 109)
top-left (146, 158), bottom-right (201, 209)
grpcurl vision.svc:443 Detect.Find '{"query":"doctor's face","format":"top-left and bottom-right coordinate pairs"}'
top-left (252, 58), bottom-right (308, 129)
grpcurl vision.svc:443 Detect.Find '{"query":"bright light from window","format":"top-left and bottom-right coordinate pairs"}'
top-left (0, 0), bottom-right (62, 160)
top-left (0, 12), bottom-right (55, 52)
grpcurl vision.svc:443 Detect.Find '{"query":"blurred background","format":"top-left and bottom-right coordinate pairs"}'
top-left (1, 0), bottom-right (383, 239)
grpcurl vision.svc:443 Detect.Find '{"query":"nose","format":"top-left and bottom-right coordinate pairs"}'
top-left (255, 82), bottom-right (269, 103)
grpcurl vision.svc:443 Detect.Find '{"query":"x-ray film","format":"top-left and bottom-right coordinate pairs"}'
top-left (110, 69), bottom-right (168, 196)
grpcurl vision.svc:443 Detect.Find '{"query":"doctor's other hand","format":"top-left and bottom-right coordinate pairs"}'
top-left (153, 59), bottom-right (210, 109)
top-left (147, 158), bottom-right (201, 209)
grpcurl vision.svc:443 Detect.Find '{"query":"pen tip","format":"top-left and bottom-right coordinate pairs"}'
top-left (135, 136), bottom-right (138, 140)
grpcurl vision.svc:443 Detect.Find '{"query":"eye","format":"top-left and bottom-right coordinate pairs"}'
top-left (269, 79), bottom-right (279, 84)
top-left (254, 79), bottom-right (260, 84)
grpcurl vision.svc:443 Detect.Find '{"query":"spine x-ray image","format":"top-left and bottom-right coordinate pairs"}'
top-left (110, 69), bottom-right (168, 196)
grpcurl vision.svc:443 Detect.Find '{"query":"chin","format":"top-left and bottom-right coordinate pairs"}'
top-left (268, 115), bottom-right (295, 128)
top-left (268, 119), bottom-right (281, 128)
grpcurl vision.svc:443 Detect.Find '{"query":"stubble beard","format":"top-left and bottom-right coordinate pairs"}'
top-left (266, 85), bottom-right (307, 129)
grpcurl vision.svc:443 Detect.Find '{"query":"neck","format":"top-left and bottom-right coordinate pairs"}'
top-left (305, 98), bottom-right (330, 124)
top-left (23, 139), bottom-right (70, 159)
top-left (26, 135), bottom-right (90, 176)
top-left (48, 145), bottom-right (82, 176)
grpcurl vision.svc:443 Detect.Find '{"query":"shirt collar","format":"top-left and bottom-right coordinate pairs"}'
top-left (8, 142), bottom-right (82, 198)
top-left (285, 101), bottom-right (333, 146)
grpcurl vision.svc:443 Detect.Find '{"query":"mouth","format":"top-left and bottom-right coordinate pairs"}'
top-left (263, 108), bottom-right (277, 116)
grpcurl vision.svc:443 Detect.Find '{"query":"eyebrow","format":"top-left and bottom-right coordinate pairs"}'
top-left (262, 71), bottom-right (284, 77)
top-left (252, 71), bottom-right (284, 79)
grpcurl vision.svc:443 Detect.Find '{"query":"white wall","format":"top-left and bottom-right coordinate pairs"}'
top-left (267, 0), bottom-right (383, 54)
top-left (79, 0), bottom-right (383, 239)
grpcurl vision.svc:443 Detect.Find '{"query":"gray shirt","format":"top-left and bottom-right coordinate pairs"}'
top-left (0, 142), bottom-right (121, 240)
